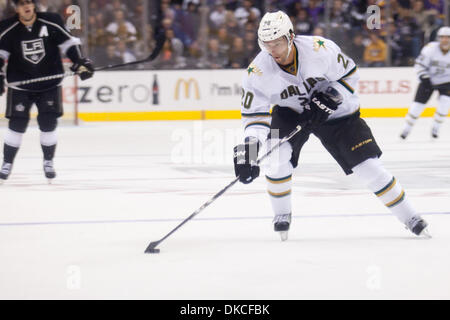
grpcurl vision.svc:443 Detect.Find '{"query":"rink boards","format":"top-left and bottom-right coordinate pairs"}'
top-left (0, 67), bottom-right (444, 121)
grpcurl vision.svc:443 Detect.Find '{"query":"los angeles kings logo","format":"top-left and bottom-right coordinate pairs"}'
top-left (21, 38), bottom-right (46, 64)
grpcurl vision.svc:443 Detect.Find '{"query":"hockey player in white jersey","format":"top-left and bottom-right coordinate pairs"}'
top-left (400, 26), bottom-right (450, 139)
top-left (233, 11), bottom-right (430, 240)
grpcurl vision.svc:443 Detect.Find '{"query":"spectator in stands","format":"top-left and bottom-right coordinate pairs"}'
top-left (243, 30), bottom-right (259, 61)
top-left (424, 0), bottom-right (445, 14)
top-left (306, 0), bottom-right (324, 25)
top-left (180, 1), bottom-right (201, 47)
top-left (363, 32), bottom-right (387, 67)
top-left (106, 9), bottom-right (138, 43)
top-left (217, 26), bottom-right (234, 55)
top-left (103, 44), bottom-right (123, 66)
top-left (210, 1), bottom-right (228, 31)
top-left (234, 0), bottom-right (261, 27)
top-left (117, 40), bottom-right (137, 64)
top-left (294, 8), bottom-right (313, 35)
top-left (206, 38), bottom-right (229, 69)
top-left (224, 10), bottom-right (241, 35)
top-left (155, 39), bottom-right (176, 69)
top-left (348, 33), bottom-right (366, 66)
top-left (228, 36), bottom-right (248, 68)
top-left (105, 0), bottom-right (129, 22)
top-left (312, 26), bottom-right (325, 37)
top-left (165, 28), bottom-right (186, 68)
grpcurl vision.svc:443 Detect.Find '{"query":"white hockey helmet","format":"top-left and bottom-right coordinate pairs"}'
top-left (257, 11), bottom-right (294, 51)
top-left (437, 26), bottom-right (450, 37)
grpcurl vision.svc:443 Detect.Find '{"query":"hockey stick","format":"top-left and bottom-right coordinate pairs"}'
top-left (144, 124), bottom-right (303, 254)
top-left (5, 33), bottom-right (166, 88)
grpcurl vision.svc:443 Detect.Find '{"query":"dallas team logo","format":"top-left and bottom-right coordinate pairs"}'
top-left (21, 39), bottom-right (46, 64)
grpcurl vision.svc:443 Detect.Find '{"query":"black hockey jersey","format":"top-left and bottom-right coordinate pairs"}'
top-left (0, 12), bottom-right (81, 92)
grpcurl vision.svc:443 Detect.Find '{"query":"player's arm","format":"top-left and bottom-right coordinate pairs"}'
top-left (414, 45), bottom-right (432, 88)
top-left (40, 13), bottom-right (94, 80)
top-left (0, 22), bottom-right (12, 96)
top-left (234, 74), bottom-right (271, 184)
top-left (302, 42), bottom-right (352, 126)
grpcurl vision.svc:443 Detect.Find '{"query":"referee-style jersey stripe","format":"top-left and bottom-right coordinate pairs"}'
top-left (386, 190), bottom-right (405, 208)
top-left (375, 177), bottom-right (396, 197)
top-left (268, 190), bottom-right (291, 198)
top-left (266, 175), bottom-right (292, 184)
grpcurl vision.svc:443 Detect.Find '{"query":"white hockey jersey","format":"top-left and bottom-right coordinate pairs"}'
top-left (415, 41), bottom-right (450, 86)
top-left (241, 35), bottom-right (360, 143)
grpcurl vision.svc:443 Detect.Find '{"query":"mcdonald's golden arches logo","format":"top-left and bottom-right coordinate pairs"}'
top-left (175, 78), bottom-right (200, 100)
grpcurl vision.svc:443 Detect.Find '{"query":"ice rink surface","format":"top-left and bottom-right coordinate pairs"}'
top-left (0, 118), bottom-right (449, 300)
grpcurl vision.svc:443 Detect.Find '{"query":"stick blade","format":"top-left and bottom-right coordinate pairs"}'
top-left (145, 241), bottom-right (161, 254)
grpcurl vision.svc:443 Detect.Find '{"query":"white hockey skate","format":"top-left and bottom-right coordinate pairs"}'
top-left (43, 160), bottom-right (56, 183)
top-left (406, 216), bottom-right (431, 238)
top-left (273, 213), bottom-right (291, 241)
top-left (0, 162), bottom-right (13, 183)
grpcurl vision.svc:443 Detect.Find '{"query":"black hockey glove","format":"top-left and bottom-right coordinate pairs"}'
top-left (233, 137), bottom-right (260, 184)
top-left (303, 87), bottom-right (342, 128)
top-left (0, 74), bottom-right (4, 96)
top-left (71, 58), bottom-right (95, 80)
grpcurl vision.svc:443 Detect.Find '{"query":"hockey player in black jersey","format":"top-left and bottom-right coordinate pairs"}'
top-left (0, 0), bottom-right (94, 182)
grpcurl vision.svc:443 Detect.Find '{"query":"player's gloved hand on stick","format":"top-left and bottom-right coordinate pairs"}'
top-left (71, 58), bottom-right (95, 80)
top-left (233, 137), bottom-right (260, 184)
top-left (303, 87), bottom-right (342, 128)
top-left (0, 74), bottom-right (4, 96)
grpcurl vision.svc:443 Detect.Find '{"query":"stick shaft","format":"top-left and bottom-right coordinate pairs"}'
top-left (145, 125), bottom-right (302, 253)
top-left (6, 34), bottom-right (165, 88)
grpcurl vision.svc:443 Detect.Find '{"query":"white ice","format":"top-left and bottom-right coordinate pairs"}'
top-left (0, 118), bottom-right (449, 299)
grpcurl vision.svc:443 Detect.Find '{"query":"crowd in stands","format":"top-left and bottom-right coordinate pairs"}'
top-left (0, 0), bottom-right (448, 69)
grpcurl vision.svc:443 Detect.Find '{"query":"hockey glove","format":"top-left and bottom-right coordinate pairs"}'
top-left (233, 137), bottom-right (260, 184)
top-left (71, 58), bottom-right (95, 80)
top-left (304, 87), bottom-right (342, 128)
top-left (0, 74), bottom-right (4, 96)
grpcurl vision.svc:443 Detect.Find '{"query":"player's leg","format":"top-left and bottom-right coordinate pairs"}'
top-left (36, 87), bottom-right (63, 180)
top-left (316, 113), bottom-right (429, 236)
top-left (431, 84), bottom-right (450, 138)
top-left (400, 82), bottom-right (433, 139)
top-left (1, 90), bottom-right (31, 181)
top-left (351, 157), bottom-right (428, 236)
top-left (265, 106), bottom-right (310, 240)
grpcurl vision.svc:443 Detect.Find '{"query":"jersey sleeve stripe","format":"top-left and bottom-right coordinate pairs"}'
top-left (245, 121), bottom-right (271, 129)
top-left (342, 65), bottom-right (357, 79)
top-left (0, 21), bottom-right (20, 40)
top-left (337, 79), bottom-right (354, 94)
top-left (0, 49), bottom-right (10, 60)
top-left (241, 112), bottom-right (271, 117)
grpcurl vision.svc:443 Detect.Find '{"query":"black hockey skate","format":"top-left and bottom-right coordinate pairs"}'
top-left (431, 127), bottom-right (439, 139)
top-left (43, 160), bottom-right (56, 182)
top-left (273, 213), bottom-right (291, 241)
top-left (0, 162), bottom-right (12, 182)
top-left (406, 216), bottom-right (431, 238)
